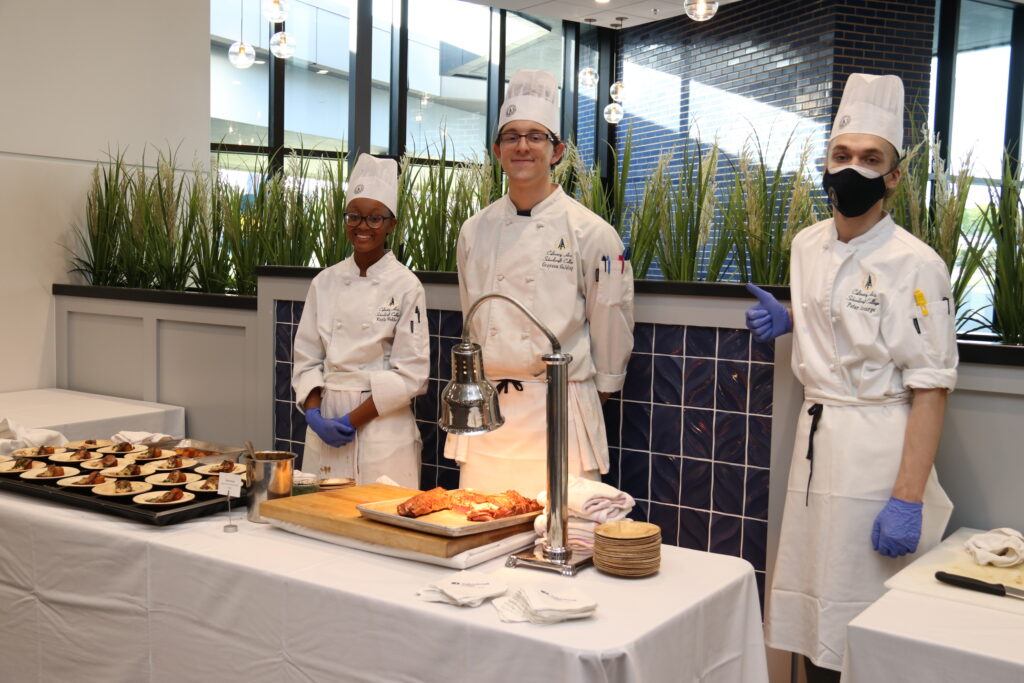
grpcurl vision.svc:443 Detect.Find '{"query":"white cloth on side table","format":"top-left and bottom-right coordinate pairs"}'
top-left (417, 570), bottom-right (508, 607)
top-left (533, 514), bottom-right (598, 551)
top-left (538, 475), bottom-right (635, 523)
top-left (965, 528), bottom-right (1024, 567)
top-left (0, 418), bottom-right (67, 455)
top-left (493, 583), bottom-right (597, 624)
top-left (110, 431), bottom-right (173, 445)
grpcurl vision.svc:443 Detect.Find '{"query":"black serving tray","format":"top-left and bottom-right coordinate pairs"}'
top-left (0, 438), bottom-right (248, 526)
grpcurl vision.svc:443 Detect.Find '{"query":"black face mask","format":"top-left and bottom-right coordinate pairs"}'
top-left (822, 166), bottom-right (888, 218)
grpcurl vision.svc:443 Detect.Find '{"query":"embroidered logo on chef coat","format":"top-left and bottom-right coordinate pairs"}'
top-left (845, 281), bottom-right (880, 314)
top-left (542, 237), bottom-right (576, 272)
top-left (375, 296), bottom-right (401, 323)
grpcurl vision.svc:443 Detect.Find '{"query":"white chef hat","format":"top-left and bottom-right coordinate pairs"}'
top-left (347, 153), bottom-right (398, 216)
top-left (830, 73), bottom-right (905, 153)
top-left (497, 69), bottom-right (561, 138)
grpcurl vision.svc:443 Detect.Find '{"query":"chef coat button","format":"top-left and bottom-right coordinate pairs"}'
top-left (490, 329), bottom-right (498, 336)
top-left (336, 322), bottom-right (343, 328)
top-left (372, 279), bottom-right (380, 286)
top-left (801, 303), bottom-right (808, 309)
top-left (831, 316), bottom-right (839, 323)
top-left (798, 363), bottom-right (806, 369)
top-left (520, 332), bottom-right (529, 339)
top-left (537, 223), bottom-right (544, 228)
top-left (497, 274), bottom-right (505, 281)
top-left (361, 323), bottom-right (370, 329)
top-left (526, 276), bottom-right (534, 283)
top-left (358, 363), bottom-right (366, 369)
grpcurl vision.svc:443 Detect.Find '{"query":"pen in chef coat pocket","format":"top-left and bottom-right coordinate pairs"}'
top-left (935, 571), bottom-right (1024, 600)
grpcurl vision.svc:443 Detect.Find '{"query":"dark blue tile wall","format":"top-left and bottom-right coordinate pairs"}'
top-left (272, 300), bottom-right (774, 585)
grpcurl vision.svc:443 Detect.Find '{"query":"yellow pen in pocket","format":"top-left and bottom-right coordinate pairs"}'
top-left (913, 289), bottom-right (929, 316)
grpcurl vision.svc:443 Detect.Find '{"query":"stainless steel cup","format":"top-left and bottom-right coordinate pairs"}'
top-left (239, 450), bottom-right (295, 523)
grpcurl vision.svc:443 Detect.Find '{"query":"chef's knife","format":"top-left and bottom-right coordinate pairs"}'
top-left (935, 571), bottom-right (1024, 601)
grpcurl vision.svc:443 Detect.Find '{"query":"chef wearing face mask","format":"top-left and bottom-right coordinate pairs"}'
top-left (292, 153), bottom-right (429, 487)
top-left (746, 74), bottom-right (957, 682)
top-left (444, 69), bottom-right (635, 497)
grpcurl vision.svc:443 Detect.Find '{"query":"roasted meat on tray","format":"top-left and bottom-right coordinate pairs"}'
top-left (12, 458), bottom-right (34, 470)
top-left (200, 476), bottom-right (220, 491)
top-left (113, 442), bottom-right (135, 453)
top-left (99, 455), bottom-right (118, 468)
top-left (209, 460), bottom-right (237, 473)
top-left (114, 463), bottom-right (142, 477)
top-left (39, 464), bottom-right (65, 477)
top-left (115, 479), bottom-right (134, 493)
top-left (76, 471), bottom-right (105, 485)
top-left (70, 447), bottom-right (93, 460)
top-left (149, 487), bottom-right (184, 503)
top-left (162, 470), bottom-right (187, 484)
top-left (397, 487), bottom-right (541, 521)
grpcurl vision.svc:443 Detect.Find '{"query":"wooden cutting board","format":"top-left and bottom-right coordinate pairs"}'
top-left (258, 483), bottom-right (535, 558)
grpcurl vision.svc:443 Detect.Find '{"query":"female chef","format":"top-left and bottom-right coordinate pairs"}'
top-left (292, 153), bottom-right (429, 487)
top-left (746, 74), bottom-right (957, 682)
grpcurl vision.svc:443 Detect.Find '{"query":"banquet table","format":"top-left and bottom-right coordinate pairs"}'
top-left (0, 491), bottom-right (769, 683)
top-left (842, 528), bottom-right (1024, 682)
top-left (0, 388), bottom-right (185, 443)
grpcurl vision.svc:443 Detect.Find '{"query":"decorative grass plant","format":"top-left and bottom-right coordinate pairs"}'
top-left (979, 155), bottom-right (1024, 344)
top-left (71, 150), bottom-right (131, 287)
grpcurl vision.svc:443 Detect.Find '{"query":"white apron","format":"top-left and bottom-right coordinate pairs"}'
top-left (447, 379), bottom-right (603, 498)
top-left (300, 373), bottom-right (420, 488)
top-left (764, 394), bottom-right (953, 671)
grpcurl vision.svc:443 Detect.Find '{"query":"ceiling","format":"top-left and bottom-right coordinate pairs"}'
top-left (463, 0), bottom-right (742, 30)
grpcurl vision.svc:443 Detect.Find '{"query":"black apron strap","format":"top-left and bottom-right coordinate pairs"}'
top-left (805, 403), bottom-right (824, 506)
top-left (495, 379), bottom-right (524, 394)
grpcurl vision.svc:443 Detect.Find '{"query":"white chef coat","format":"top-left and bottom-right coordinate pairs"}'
top-left (444, 186), bottom-right (635, 496)
top-left (764, 214), bottom-right (957, 671)
top-left (292, 252), bottom-right (429, 487)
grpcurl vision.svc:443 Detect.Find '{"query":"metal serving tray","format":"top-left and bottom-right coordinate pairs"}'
top-left (356, 497), bottom-right (541, 537)
top-left (0, 438), bottom-right (248, 526)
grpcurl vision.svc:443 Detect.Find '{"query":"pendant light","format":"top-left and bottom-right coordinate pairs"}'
top-left (609, 81), bottom-right (624, 103)
top-left (684, 0), bottom-right (718, 21)
top-left (579, 67), bottom-right (598, 89)
top-left (228, 0), bottom-right (256, 69)
top-left (262, 0), bottom-right (289, 23)
top-left (270, 30), bottom-right (296, 59)
top-left (603, 103), bottom-right (624, 124)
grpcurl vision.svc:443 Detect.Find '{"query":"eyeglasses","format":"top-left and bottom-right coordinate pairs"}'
top-left (497, 131), bottom-right (556, 147)
top-left (344, 212), bottom-right (393, 229)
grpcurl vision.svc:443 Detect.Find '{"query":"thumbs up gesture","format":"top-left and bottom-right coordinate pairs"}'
top-left (744, 283), bottom-right (792, 342)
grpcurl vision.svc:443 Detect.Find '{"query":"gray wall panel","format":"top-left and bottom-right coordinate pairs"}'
top-left (67, 311), bottom-right (145, 399)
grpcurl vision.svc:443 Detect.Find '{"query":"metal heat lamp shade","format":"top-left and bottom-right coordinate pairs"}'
top-left (439, 341), bottom-right (504, 435)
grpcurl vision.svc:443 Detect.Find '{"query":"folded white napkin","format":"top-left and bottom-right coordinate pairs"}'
top-left (417, 570), bottom-right (507, 607)
top-left (538, 476), bottom-right (634, 523)
top-left (492, 583), bottom-right (597, 624)
top-left (533, 514), bottom-right (598, 551)
top-left (110, 431), bottom-right (173, 445)
top-left (965, 528), bottom-right (1024, 568)
top-left (374, 474), bottom-right (400, 487)
top-left (0, 417), bottom-right (68, 455)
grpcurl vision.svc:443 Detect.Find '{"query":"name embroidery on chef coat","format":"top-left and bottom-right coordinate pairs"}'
top-left (375, 296), bottom-right (401, 323)
top-left (542, 237), bottom-right (576, 272)
top-left (845, 273), bottom-right (880, 314)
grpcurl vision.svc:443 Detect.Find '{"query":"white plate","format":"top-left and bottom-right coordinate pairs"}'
top-left (12, 446), bottom-right (67, 458)
top-left (185, 477), bottom-right (228, 494)
top-left (0, 455), bottom-right (11, 464)
top-left (132, 448), bottom-right (176, 461)
top-left (93, 480), bottom-right (153, 497)
top-left (64, 439), bottom-right (113, 450)
top-left (100, 463), bottom-right (157, 478)
top-left (145, 472), bottom-right (202, 487)
top-left (151, 458), bottom-right (198, 471)
top-left (195, 462), bottom-right (246, 476)
top-left (21, 465), bottom-right (80, 480)
top-left (51, 450), bottom-right (103, 463)
top-left (81, 457), bottom-right (131, 470)
top-left (97, 444), bottom-right (148, 456)
top-left (57, 472), bottom-right (110, 487)
top-left (133, 490), bottom-right (196, 506)
top-left (0, 459), bottom-right (47, 474)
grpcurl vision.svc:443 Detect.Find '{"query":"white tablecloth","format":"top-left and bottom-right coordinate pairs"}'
top-left (0, 492), bottom-right (768, 683)
top-left (844, 590), bottom-right (1024, 683)
top-left (0, 388), bottom-right (185, 442)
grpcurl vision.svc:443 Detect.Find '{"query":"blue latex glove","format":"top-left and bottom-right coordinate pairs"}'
top-left (744, 283), bottom-right (792, 342)
top-left (872, 497), bottom-right (923, 557)
top-left (305, 407), bottom-right (355, 448)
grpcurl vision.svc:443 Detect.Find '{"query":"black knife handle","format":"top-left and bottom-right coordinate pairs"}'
top-left (935, 571), bottom-right (1007, 596)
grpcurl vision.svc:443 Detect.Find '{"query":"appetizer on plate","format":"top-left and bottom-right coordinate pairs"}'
top-left (115, 479), bottom-right (134, 493)
top-left (101, 462), bottom-right (156, 478)
top-left (133, 488), bottom-right (196, 506)
top-left (93, 480), bottom-right (152, 497)
top-left (1, 458), bottom-right (46, 473)
top-left (13, 446), bottom-right (66, 458)
top-left (50, 447), bottom-right (100, 463)
top-left (74, 471), bottom-right (106, 486)
top-left (200, 475), bottom-right (219, 491)
top-left (134, 446), bottom-right (171, 460)
top-left (176, 447), bottom-right (218, 459)
top-left (64, 439), bottom-right (113, 450)
top-left (152, 455), bottom-right (196, 470)
top-left (211, 459), bottom-right (240, 473)
top-left (145, 471), bottom-right (202, 487)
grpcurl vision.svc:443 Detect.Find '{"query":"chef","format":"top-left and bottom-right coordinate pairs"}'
top-left (747, 74), bottom-right (957, 682)
top-left (444, 69), bottom-right (635, 497)
top-left (292, 153), bottom-right (429, 487)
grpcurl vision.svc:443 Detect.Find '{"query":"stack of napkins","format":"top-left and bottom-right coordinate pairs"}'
top-left (492, 583), bottom-right (597, 624)
top-left (535, 476), bottom-right (635, 550)
top-left (965, 528), bottom-right (1024, 567)
top-left (417, 571), bottom-right (507, 607)
top-left (110, 430), bottom-right (173, 445)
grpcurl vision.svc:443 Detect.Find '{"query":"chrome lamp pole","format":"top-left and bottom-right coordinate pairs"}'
top-left (439, 293), bottom-right (591, 576)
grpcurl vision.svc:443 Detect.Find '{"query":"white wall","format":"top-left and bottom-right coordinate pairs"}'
top-left (0, 0), bottom-right (209, 392)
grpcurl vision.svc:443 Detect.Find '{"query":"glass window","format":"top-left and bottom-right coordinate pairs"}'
top-left (284, 0), bottom-right (353, 153)
top-left (211, 0), bottom-right (270, 145)
top-left (575, 23), bottom-right (600, 168)
top-left (406, 0), bottom-right (489, 161)
top-left (370, 0), bottom-right (393, 154)
top-left (504, 13), bottom-right (564, 90)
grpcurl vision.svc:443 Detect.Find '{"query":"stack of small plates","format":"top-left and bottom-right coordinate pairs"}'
top-left (318, 477), bottom-right (355, 492)
top-left (593, 520), bottom-right (662, 578)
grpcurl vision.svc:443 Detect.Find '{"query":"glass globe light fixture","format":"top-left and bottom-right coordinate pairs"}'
top-left (228, 41), bottom-right (256, 69)
top-left (603, 103), bottom-right (624, 124)
top-left (684, 0), bottom-right (718, 21)
top-left (262, 0), bottom-right (289, 23)
top-left (270, 31), bottom-right (296, 59)
top-left (609, 81), bottom-right (625, 103)
top-left (578, 67), bottom-right (598, 89)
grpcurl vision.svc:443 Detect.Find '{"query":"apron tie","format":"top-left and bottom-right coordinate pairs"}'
top-left (495, 379), bottom-right (524, 394)
top-left (805, 403), bottom-right (824, 506)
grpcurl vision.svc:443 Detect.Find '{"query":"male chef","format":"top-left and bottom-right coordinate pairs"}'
top-left (746, 74), bottom-right (957, 682)
top-left (444, 69), bottom-right (635, 497)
